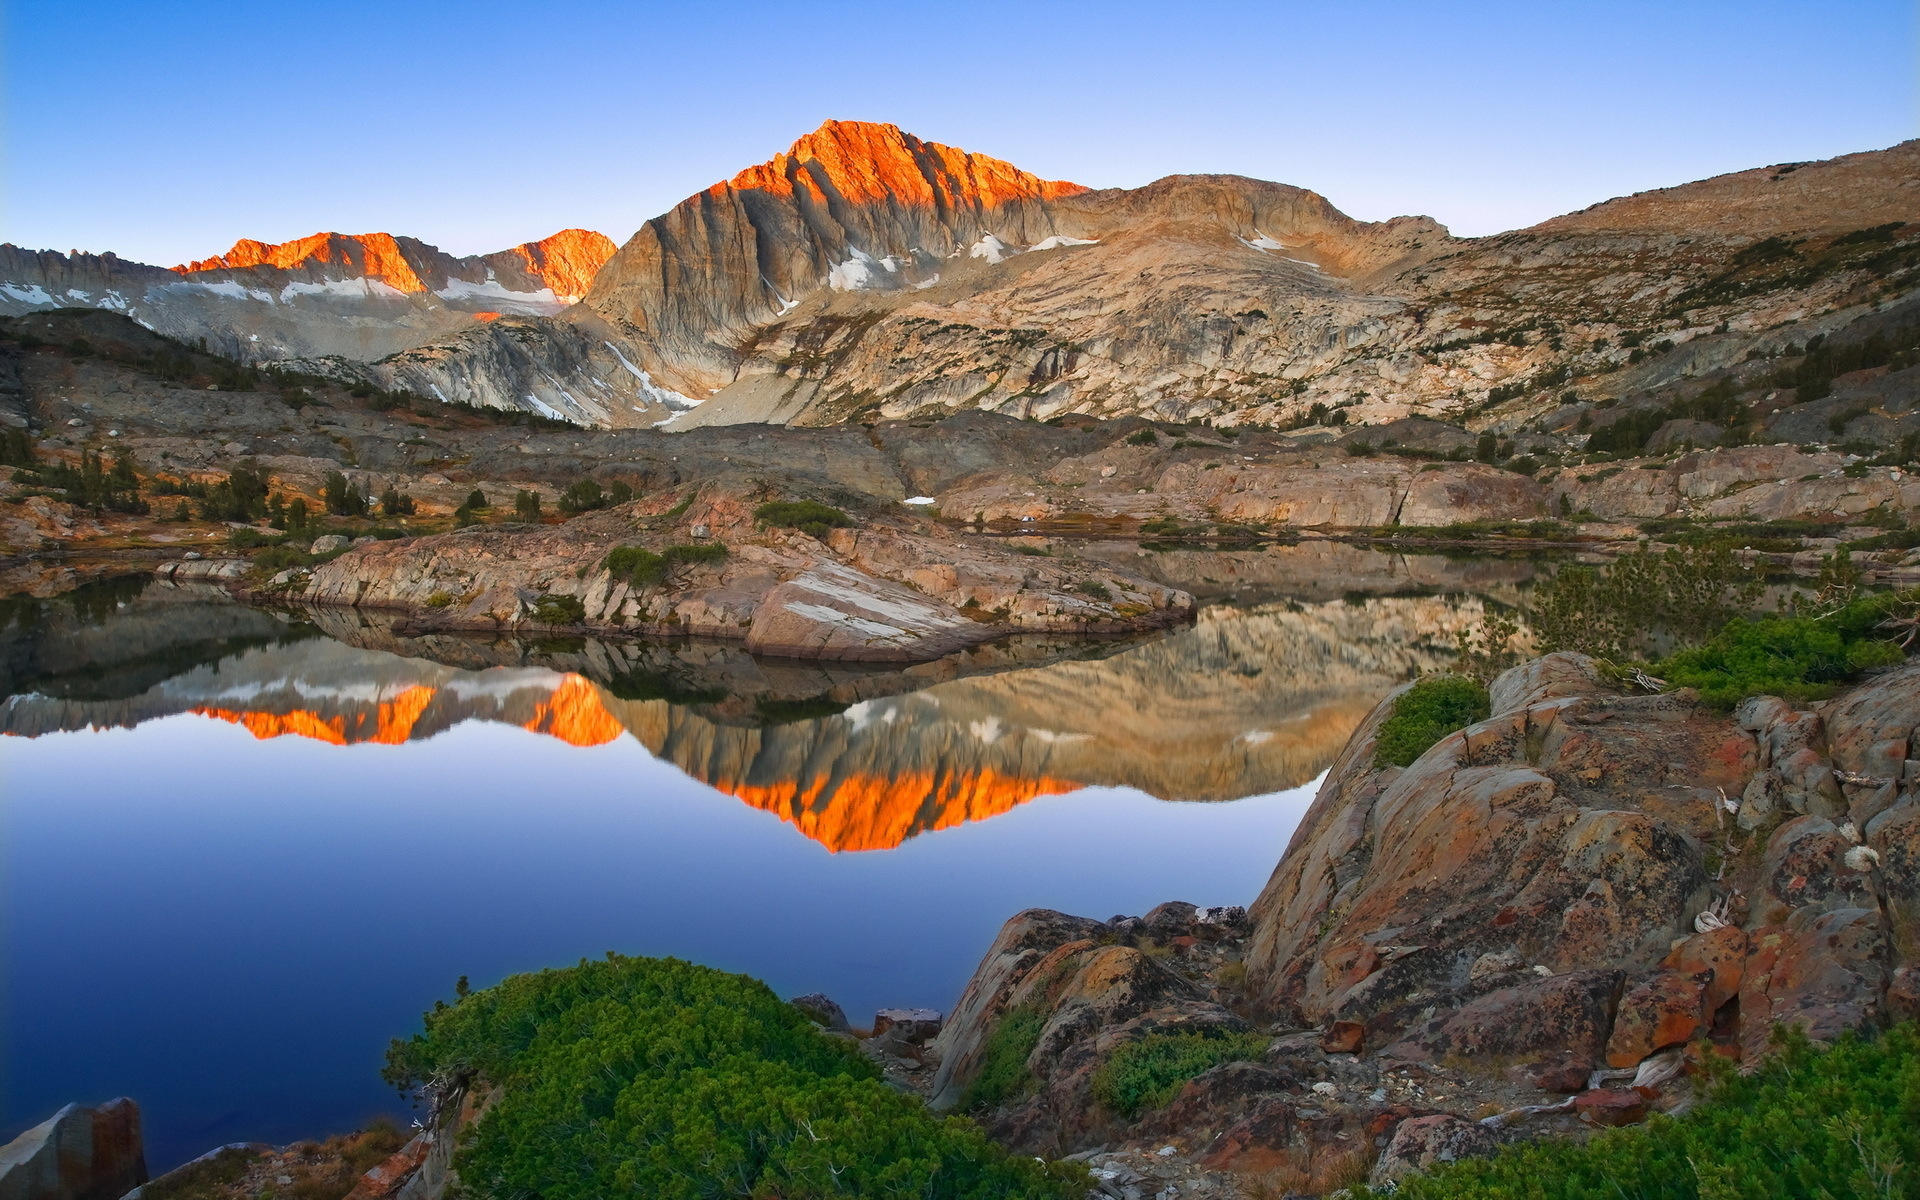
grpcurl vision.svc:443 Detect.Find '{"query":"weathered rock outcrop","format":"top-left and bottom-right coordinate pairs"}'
top-left (284, 489), bottom-right (1193, 662)
top-left (932, 651), bottom-right (1920, 1183)
top-left (0, 1099), bottom-right (145, 1200)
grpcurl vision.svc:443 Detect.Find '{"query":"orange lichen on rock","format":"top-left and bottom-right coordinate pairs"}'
top-left (176, 232), bottom-right (428, 293)
top-left (503, 229), bottom-right (616, 301)
top-left (521, 675), bottom-right (626, 747)
top-left (724, 766), bottom-right (1082, 852)
top-left (719, 119), bottom-right (1088, 211)
top-left (193, 685), bottom-right (437, 745)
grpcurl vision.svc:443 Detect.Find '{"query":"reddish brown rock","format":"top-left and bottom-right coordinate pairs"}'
top-left (1319, 1020), bottom-right (1365, 1054)
top-left (1574, 1088), bottom-right (1649, 1127)
top-left (340, 1136), bottom-right (430, 1200)
top-left (1661, 925), bottom-right (1749, 1011)
top-left (1389, 969), bottom-right (1624, 1068)
top-left (1530, 1062), bottom-right (1593, 1093)
top-left (1739, 906), bottom-right (1890, 1060)
top-left (1605, 970), bottom-right (1711, 1067)
top-left (0, 1098), bottom-right (146, 1200)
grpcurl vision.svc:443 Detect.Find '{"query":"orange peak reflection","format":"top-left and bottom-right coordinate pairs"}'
top-left (724, 767), bottom-right (1081, 853)
top-left (193, 685), bottom-right (437, 746)
top-left (522, 676), bottom-right (625, 746)
top-left (189, 676), bottom-right (624, 749)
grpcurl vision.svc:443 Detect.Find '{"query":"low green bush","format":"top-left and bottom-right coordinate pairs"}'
top-left (1374, 1024), bottom-right (1920, 1200)
top-left (755, 500), bottom-right (852, 539)
top-left (1091, 1030), bottom-right (1270, 1119)
top-left (382, 955), bottom-right (1081, 1200)
top-left (1125, 428), bottom-right (1159, 446)
top-left (1654, 591), bottom-right (1908, 707)
top-left (1374, 675), bottom-right (1491, 767)
top-left (605, 543), bottom-right (729, 588)
top-left (529, 593), bottom-right (585, 625)
top-left (959, 1006), bottom-right (1047, 1113)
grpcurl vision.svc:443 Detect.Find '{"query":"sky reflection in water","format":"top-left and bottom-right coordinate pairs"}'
top-left (3, 707), bottom-right (1316, 1170)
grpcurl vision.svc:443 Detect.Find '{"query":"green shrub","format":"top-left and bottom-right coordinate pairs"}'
top-left (1125, 428), bottom-right (1159, 446)
top-left (664, 541), bottom-right (728, 565)
top-left (322, 470), bottom-right (369, 518)
top-left (1375, 1025), bottom-right (1920, 1200)
top-left (1654, 591), bottom-right (1908, 707)
top-left (1374, 675), bottom-right (1491, 767)
top-left (605, 544), bottom-right (667, 586)
top-left (960, 1006), bottom-right (1047, 1114)
top-left (514, 490), bottom-right (542, 521)
top-left (464, 489), bottom-right (490, 511)
top-left (379, 487), bottom-right (416, 517)
top-left (381, 955), bottom-right (1081, 1200)
top-left (557, 477), bottom-right (605, 516)
top-left (529, 593), bottom-right (585, 625)
top-left (1091, 1030), bottom-right (1269, 1118)
top-left (756, 500), bottom-right (852, 539)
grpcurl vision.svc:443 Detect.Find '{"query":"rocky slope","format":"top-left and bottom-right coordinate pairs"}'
top-left (924, 652), bottom-right (1920, 1186)
top-left (358, 125), bottom-right (1919, 430)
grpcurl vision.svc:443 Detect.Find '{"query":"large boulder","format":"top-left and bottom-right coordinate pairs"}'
top-left (1369, 1114), bottom-right (1503, 1187)
top-left (0, 1099), bottom-right (145, 1200)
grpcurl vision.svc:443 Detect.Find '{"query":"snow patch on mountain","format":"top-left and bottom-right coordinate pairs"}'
top-left (968, 234), bottom-right (1018, 264)
top-left (1028, 235), bottom-right (1098, 252)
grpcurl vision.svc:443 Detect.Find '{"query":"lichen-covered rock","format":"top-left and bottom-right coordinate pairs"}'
top-left (1605, 970), bottom-right (1711, 1067)
top-left (1369, 1114), bottom-right (1502, 1187)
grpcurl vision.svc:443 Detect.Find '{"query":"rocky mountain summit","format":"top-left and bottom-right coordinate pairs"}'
top-left (916, 652), bottom-right (1920, 1188)
top-left (9, 122), bottom-right (1913, 436)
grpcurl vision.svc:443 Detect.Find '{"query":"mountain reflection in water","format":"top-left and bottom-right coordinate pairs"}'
top-left (0, 566), bottom-right (1513, 850)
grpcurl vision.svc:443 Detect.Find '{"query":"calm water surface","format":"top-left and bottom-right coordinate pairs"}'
top-left (1, 553), bottom-right (1528, 1168)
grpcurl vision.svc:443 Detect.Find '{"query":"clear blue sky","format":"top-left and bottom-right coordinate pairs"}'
top-left (5, 0), bottom-right (1913, 265)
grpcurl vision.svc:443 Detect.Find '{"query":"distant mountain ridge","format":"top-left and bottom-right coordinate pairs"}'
top-left (0, 226), bottom-right (614, 365)
top-left (3, 122), bottom-right (1915, 431)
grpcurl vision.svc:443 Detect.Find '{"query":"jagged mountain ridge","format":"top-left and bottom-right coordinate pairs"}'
top-left (4, 123), bottom-right (1915, 430)
top-left (353, 125), bottom-right (1920, 430)
top-left (0, 227), bottom-right (614, 365)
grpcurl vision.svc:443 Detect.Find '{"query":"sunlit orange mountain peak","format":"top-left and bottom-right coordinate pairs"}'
top-left (171, 229), bottom-right (617, 304)
top-left (502, 229), bottom-right (617, 303)
top-left (721, 119), bottom-right (1089, 211)
top-left (177, 232), bottom-right (430, 291)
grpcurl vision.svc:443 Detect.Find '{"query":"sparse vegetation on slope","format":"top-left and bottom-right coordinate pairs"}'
top-left (1371, 1025), bottom-right (1920, 1200)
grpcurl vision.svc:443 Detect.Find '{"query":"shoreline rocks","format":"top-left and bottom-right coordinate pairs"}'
top-left (931, 651), bottom-right (1920, 1187)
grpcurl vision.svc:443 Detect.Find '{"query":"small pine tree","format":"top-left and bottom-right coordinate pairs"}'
top-left (515, 490), bottom-right (542, 521)
top-left (464, 489), bottom-right (489, 511)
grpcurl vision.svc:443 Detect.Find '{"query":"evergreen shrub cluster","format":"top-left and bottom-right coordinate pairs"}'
top-left (1090, 1030), bottom-right (1270, 1119)
top-left (1374, 676), bottom-right (1492, 767)
top-left (381, 955), bottom-right (1082, 1200)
